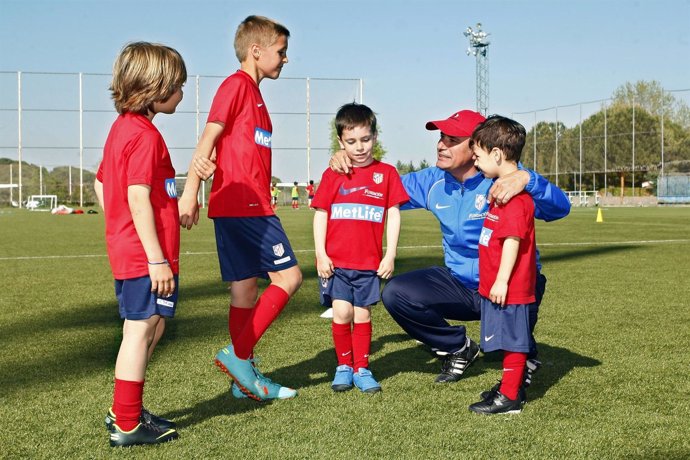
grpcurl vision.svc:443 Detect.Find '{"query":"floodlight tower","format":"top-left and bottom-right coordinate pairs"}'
top-left (464, 23), bottom-right (490, 116)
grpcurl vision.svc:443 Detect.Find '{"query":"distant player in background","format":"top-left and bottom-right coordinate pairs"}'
top-left (306, 179), bottom-right (315, 208)
top-left (312, 103), bottom-right (409, 393)
top-left (94, 42), bottom-right (184, 447)
top-left (291, 181), bottom-right (300, 209)
top-left (468, 115), bottom-right (536, 415)
top-left (270, 182), bottom-right (279, 209)
top-left (178, 15), bottom-right (301, 401)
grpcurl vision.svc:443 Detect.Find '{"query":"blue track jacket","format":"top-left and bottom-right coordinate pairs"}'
top-left (401, 167), bottom-right (570, 290)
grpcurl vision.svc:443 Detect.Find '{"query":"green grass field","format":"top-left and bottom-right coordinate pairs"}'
top-left (1, 206), bottom-right (689, 459)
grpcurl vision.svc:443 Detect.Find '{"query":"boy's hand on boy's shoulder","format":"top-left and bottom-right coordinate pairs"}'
top-left (377, 256), bottom-right (395, 280)
top-left (489, 170), bottom-right (529, 205)
top-left (178, 194), bottom-right (200, 230)
top-left (329, 150), bottom-right (352, 175)
top-left (149, 263), bottom-right (175, 298)
top-left (193, 155), bottom-right (216, 180)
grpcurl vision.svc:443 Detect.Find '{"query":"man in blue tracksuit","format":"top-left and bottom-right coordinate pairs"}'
top-left (331, 109), bottom-right (570, 386)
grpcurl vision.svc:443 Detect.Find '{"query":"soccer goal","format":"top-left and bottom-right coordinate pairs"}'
top-left (26, 194), bottom-right (58, 211)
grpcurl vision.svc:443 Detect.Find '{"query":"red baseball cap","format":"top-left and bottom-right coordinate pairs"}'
top-left (425, 110), bottom-right (486, 137)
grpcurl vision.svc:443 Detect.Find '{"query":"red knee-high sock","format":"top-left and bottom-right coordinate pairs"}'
top-left (228, 305), bottom-right (253, 344)
top-left (332, 322), bottom-right (353, 367)
top-left (234, 285), bottom-right (290, 359)
top-left (499, 351), bottom-right (527, 400)
top-left (352, 321), bottom-right (372, 371)
top-left (112, 378), bottom-right (144, 431)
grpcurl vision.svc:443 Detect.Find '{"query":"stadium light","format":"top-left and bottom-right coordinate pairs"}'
top-left (464, 23), bottom-right (490, 115)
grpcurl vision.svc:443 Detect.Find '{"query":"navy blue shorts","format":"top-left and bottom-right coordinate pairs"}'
top-left (478, 296), bottom-right (533, 353)
top-left (319, 268), bottom-right (380, 307)
top-left (213, 216), bottom-right (298, 281)
top-left (114, 275), bottom-right (179, 320)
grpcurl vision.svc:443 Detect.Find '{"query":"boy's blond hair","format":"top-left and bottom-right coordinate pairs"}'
top-left (110, 42), bottom-right (187, 115)
top-left (234, 15), bottom-right (290, 62)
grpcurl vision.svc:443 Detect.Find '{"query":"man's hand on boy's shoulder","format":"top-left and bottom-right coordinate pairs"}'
top-left (329, 150), bottom-right (352, 174)
top-left (488, 170), bottom-right (530, 206)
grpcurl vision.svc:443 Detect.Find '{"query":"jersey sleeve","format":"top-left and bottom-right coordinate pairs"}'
top-left (520, 166), bottom-right (571, 222)
top-left (400, 168), bottom-right (437, 210)
top-left (96, 161), bottom-right (104, 182)
top-left (310, 169), bottom-right (335, 211)
top-left (492, 196), bottom-right (534, 240)
top-left (125, 130), bottom-right (162, 187)
top-left (207, 75), bottom-right (243, 127)
top-left (386, 166), bottom-right (410, 208)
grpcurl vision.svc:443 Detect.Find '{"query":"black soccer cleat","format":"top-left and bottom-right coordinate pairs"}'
top-left (434, 339), bottom-right (480, 383)
top-left (109, 422), bottom-right (179, 447)
top-left (479, 358), bottom-right (542, 400)
top-left (105, 407), bottom-right (176, 432)
top-left (469, 391), bottom-right (522, 415)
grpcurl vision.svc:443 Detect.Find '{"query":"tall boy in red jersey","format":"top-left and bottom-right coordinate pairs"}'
top-left (468, 115), bottom-right (537, 415)
top-left (178, 15), bottom-right (301, 401)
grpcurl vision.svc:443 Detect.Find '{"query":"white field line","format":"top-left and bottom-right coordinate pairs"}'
top-left (1, 239), bottom-right (689, 262)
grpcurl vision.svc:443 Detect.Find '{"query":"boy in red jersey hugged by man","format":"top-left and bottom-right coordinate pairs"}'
top-left (178, 15), bottom-right (301, 401)
top-left (312, 103), bottom-right (409, 393)
top-left (94, 42), bottom-right (185, 446)
top-left (468, 115), bottom-right (537, 414)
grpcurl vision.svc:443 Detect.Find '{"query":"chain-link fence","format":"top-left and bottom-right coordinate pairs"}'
top-left (0, 71), bottom-right (362, 207)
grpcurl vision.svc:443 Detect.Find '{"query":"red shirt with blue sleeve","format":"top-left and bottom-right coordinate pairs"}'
top-left (206, 70), bottom-right (274, 218)
top-left (97, 112), bottom-right (180, 279)
top-left (311, 161), bottom-right (409, 270)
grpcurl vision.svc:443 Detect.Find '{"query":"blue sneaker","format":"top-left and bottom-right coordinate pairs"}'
top-left (331, 365), bottom-right (354, 392)
top-left (214, 345), bottom-right (264, 401)
top-left (229, 357), bottom-right (297, 400)
top-left (353, 368), bottom-right (381, 394)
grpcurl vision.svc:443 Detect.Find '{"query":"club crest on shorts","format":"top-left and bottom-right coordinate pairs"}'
top-left (475, 194), bottom-right (487, 211)
top-left (273, 243), bottom-right (285, 257)
top-left (373, 172), bottom-right (383, 184)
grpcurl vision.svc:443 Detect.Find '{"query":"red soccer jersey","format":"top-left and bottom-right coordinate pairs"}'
top-left (478, 192), bottom-right (536, 304)
top-left (311, 161), bottom-right (409, 270)
top-left (206, 70), bottom-right (274, 217)
top-left (306, 184), bottom-right (315, 197)
top-left (97, 112), bottom-right (180, 279)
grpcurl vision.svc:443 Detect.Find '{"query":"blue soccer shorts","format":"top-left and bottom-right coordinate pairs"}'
top-left (319, 268), bottom-right (381, 308)
top-left (213, 215), bottom-right (298, 281)
top-left (478, 295), bottom-right (533, 353)
top-left (114, 275), bottom-right (179, 320)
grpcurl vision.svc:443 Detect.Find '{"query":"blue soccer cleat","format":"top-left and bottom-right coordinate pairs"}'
top-left (353, 368), bottom-right (381, 394)
top-left (331, 365), bottom-right (354, 392)
top-left (214, 345), bottom-right (266, 401)
top-left (228, 357), bottom-right (297, 400)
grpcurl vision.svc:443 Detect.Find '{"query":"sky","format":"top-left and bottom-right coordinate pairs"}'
top-left (1, 0), bottom-right (689, 182)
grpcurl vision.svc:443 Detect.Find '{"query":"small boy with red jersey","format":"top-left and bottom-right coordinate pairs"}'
top-left (178, 15), bottom-right (300, 401)
top-left (94, 42), bottom-right (185, 446)
top-left (468, 115), bottom-right (536, 414)
top-left (306, 180), bottom-right (315, 207)
top-left (312, 103), bottom-right (409, 393)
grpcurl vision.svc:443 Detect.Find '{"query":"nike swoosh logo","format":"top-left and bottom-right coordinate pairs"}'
top-left (484, 334), bottom-right (495, 341)
top-left (435, 203), bottom-right (451, 209)
top-left (338, 185), bottom-right (368, 195)
top-left (341, 351), bottom-right (352, 357)
top-left (257, 103), bottom-right (264, 107)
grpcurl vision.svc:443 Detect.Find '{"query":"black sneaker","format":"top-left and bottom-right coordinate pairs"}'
top-left (479, 358), bottom-right (542, 400)
top-left (434, 339), bottom-right (480, 383)
top-left (469, 391), bottom-right (522, 415)
top-left (105, 407), bottom-right (176, 432)
top-left (109, 422), bottom-right (179, 447)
